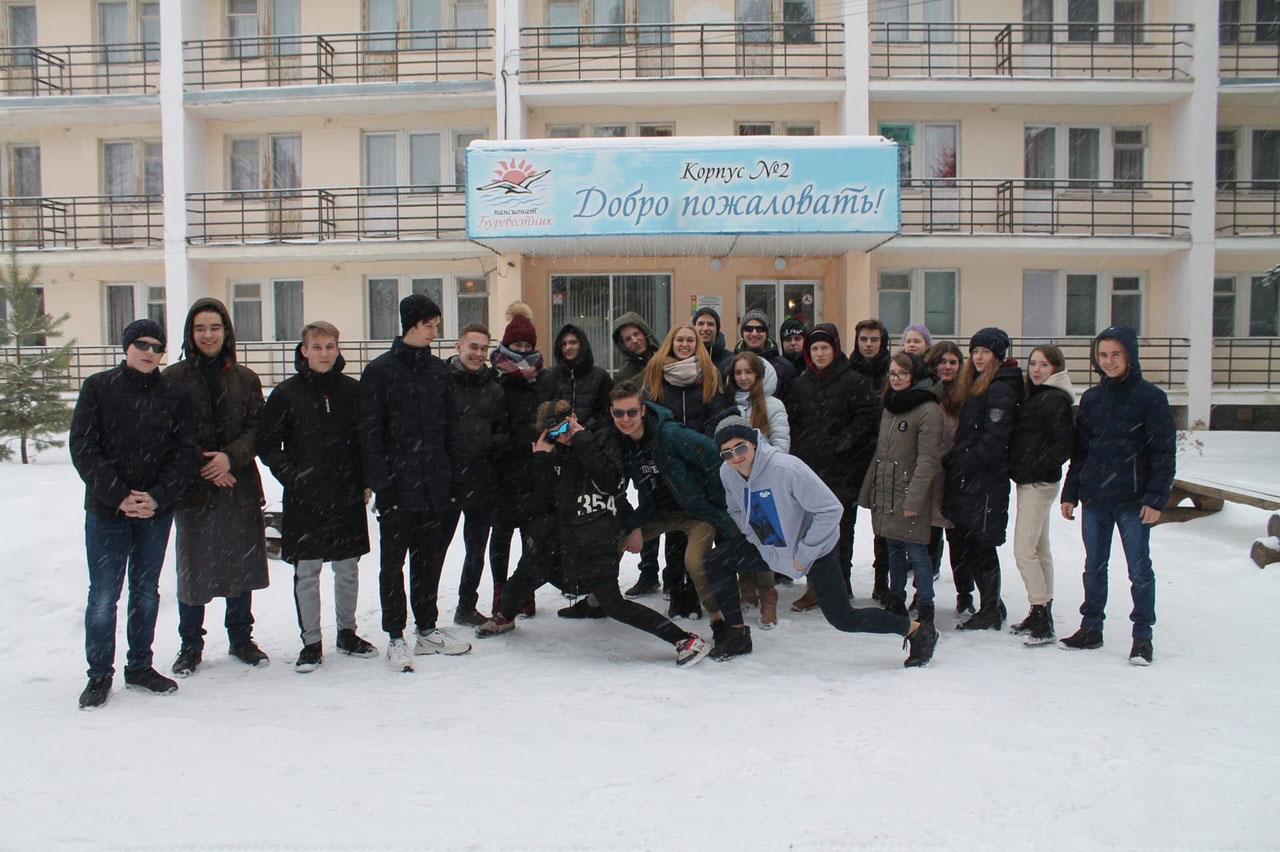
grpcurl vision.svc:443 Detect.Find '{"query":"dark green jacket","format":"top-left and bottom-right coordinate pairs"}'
top-left (619, 402), bottom-right (737, 538)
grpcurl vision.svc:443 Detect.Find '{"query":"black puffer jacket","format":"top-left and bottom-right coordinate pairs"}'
top-left (542, 324), bottom-right (614, 430)
top-left (446, 355), bottom-right (509, 510)
top-left (648, 375), bottom-right (729, 437)
top-left (357, 338), bottom-right (461, 515)
top-left (851, 346), bottom-right (891, 392)
top-left (69, 363), bottom-right (197, 518)
top-left (1061, 326), bottom-right (1176, 510)
top-left (552, 424), bottom-right (628, 572)
top-left (1009, 370), bottom-right (1076, 485)
top-left (786, 351), bottom-right (880, 505)
top-left (942, 361), bottom-right (1023, 545)
top-left (495, 367), bottom-right (555, 528)
top-left (258, 347), bottom-right (369, 563)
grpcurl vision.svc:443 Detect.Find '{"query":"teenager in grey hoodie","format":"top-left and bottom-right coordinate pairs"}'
top-left (702, 417), bottom-right (938, 667)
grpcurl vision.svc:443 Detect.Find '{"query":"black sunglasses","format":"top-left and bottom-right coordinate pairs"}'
top-left (131, 341), bottom-right (165, 354)
top-left (742, 325), bottom-right (767, 334)
top-left (610, 407), bottom-right (642, 419)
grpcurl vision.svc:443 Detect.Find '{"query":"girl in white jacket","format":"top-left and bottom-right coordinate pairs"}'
top-left (725, 351), bottom-right (790, 452)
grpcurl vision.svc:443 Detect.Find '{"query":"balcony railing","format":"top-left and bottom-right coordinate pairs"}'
top-left (1213, 338), bottom-right (1280, 388)
top-left (0, 195), bottom-right (162, 249)
top-left (870, 22), bottom-right (1192, 80)
top-left (519, 22), bottom-right (844, 82)
top-left (1218, 23), bottom-right (1280, 79)
top-left (898, 179), bottom-right (1191, 237)
top-left (183, 29), bottom-right (495, 91)
top-left (186, 186), bottom-right (466, 245)
top-left (0, 42), bottom-right (158, 96)
top-left (1217, 182), bottom-right (1280, 236)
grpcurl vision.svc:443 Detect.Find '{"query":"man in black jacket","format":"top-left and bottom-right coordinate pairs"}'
top-left (848, 317), bottom-right (892, 601)
top-left (359, 294), bottom-right (470, 672)
top-left (692, 306), bottom-right (734, 374)
top-left (70, 319), bottom-right (197, 709)
top-left (259, 321), bottom-right (377, 673)
top-left (439, 322), bottom-right (510, 626)
top-left (733, 310), bottom-right (796, 400)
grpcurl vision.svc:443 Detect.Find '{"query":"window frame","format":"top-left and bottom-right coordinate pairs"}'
top-left (3, 142), bottom-right (41, 198)
top-left (875, 268), bottom-right (958, 336)
top-left (366, 0), bottom-right (490, 50)
top-left (1025, 123), bottom-right (1147, 191)
top-left (1214, 271), bottom-right (1280, 338)
top-left (872, 0), bottom-right (955, 42)
top-left (226, 277), bottom-right (304, 342)
top-left (545, 122), bottom-right (675, 138)
top-left (735, 121), bottom-right (820, 136)
top-left (4, 3), bottom-right (37, 67)
top-left (1023, 270), bottom-right (1146, 337)
top-left (103, 281), bottom-right (163, 345)
top-left (361, 129), bottom-right (446, 192)
top-left (101, 138), bottom-right (162, 199)
top-left (878, 120), bottom-right (958, 188)
top-left (364, 273), bottom-right (490, 340)
top-left (225, 132), bottom-right (301, 195)
top-left (1020, 0), bottom-right (1147, 44)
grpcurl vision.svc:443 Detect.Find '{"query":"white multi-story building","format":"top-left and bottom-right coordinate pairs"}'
top-left (1, 0), bottom-right (1277, 426)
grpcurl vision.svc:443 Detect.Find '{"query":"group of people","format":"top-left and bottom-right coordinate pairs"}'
top-left (70, 291), bottom-right (1175, 710)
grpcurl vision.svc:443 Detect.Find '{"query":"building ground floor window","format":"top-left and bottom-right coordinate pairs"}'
top-left (1021, 269), bottom-right (1144, 337)
top-left (550, 273), bottom-right (671, 373)
top-left (1215, 273), bottom-right (1279, 338)
top-left (877, 269), bottom-right (956, 337)
top-left (105, 283), bottom-right (165, 346)
top-left (367, 273), bottom-right (488, 340)
top-left (740, 278), bottom-right (819, 336)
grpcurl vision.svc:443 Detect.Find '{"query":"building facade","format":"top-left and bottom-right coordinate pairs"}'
top-left (1, 0), bottom-right (1277, 425)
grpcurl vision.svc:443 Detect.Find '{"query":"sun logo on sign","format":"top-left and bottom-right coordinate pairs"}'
top-left (476, 158), bottom-right (551, 195)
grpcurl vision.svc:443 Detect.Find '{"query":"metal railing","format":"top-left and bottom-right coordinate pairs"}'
top-left (0, 42), bottom-right (158, 96)
top-left (1212, 338), bottom-right (1280, 388)
top-left (519, 22), bottom-right (844, 82)
top-left (898, 179), bottom-right (1191, 237)
top-left (1218, 22), bottom-right (1280, 79)
top-left (927, 336), bottom-right (1188, 391)
top-left (182, 29), bottom-right (495, 90)
top-left (186, 186), bottom-right (466, 245)
top-left (869, 22), bottom-right (1192, 80)
top-left (0, 195), bottom-right (163, 249)
top-left (1216, 181), bottom-right (1280, 236)
top-left (1, 338), bottom-right (462, 393)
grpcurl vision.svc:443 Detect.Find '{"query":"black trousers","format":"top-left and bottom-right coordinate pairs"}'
top-left (378, 508), bottom-right (442, 638)
top-left (950, 525), bottom-right (998, 610)
top-left (438, 505), bottom-right (493, 612)
top-left (932, 526), bottom-right (973, 595)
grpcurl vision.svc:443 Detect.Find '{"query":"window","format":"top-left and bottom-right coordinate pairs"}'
top-left (589, 0), bottom-right (671, 46)
top-left (232, 282), bottom-right (264, 341)
top-left (741, 279), bottom-right (820, 334)
top-left (1026, 1), bottom-right (1142, 43)
top-left (1252, 129), bottom-right (1280, 187)
top-left (547, 0), bottom-right (581, 47)
top-left (367, 274), bottom-right (488, 340)
top-left (1023, 0), bottom-right (1053, 44)
top-left (227, 134), bottom-right (300, 193)
top-left (6, 4), bottom-right (35, 67)
top-left (104, 282), bottom-right (162, 345)
top-left (272, 279), bottom-right (303, 341)
top-left (879, 122), bottom-right (957, 187)
top-left (4, 144), bottom-right (40, 197)
top-left (782, 0), bottom-right (815, 44)
top-left (552, 273), bottom-right (671, 373)
top-left (227, 279), bottom-right (302, 342)
top-left (1261, 0), bottom-right (1280, 43)
top-left (1250, 274), bottom-right (1278, 336)
top-left (363, 131), bottom-right (443, 190)
top-left (453, 130), bottom-right (485, 185)
top-left (368, 0), bottom-right (487, 49)
top-left (1113, 0), bottom-right (1143, 44)
top-left (1022, 270), bottom-right (1143, 336)
top-left (103, 140), bottom-right (162, 198)
top-left (545, 123), bottom-right (673, 138)
top-left (228, 0), bottom-right (300, 58)
top-left (1217, 129), bottom-right (1238, 189)
top-left (1068, 0), bottom-right (1099, 42)
top-left (593, 124), bottom-right (627, 138)
top-left (98, 2), bottom-right (129, 63)
top-left (873, 0), bottom-right (954, 42)
top-left (1214, 276), bottom-right (1237, 337)
top-left (877, 269), bottom-right (956, 336)
top-left (96, 1), bottom-right (160, 63)
top-left (1025, 124), bottom-right (1145, 189)
top-left (737, 0), bottom-right (771, 44)
top-left (736, 121), bottom-right (819, 136)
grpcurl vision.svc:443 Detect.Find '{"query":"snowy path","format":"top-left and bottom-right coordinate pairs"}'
top-left (2, 438), bottom-right (1278, 851)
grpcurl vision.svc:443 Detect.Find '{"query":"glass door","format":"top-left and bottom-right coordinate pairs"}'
top-left (551, 273), bottom-right (671, 373)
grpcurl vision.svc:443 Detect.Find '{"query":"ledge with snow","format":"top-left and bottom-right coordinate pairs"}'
top-left (465, 136), bottom-right (902, 257)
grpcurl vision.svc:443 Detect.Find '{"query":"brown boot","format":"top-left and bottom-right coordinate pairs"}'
top-left (759, 588), bottom-right (778, 629)
top-left (738, 574), bottom-right (759, 609)
top-left (791, 585), bottom-right (820, 612)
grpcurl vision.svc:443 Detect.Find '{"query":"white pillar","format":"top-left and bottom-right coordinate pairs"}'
top-left (496, 0), bottom-right (524, 140)
top-left (1167, 0), bottom-right (1219, 427)
top-left (839, 3), bottom-right (870, 135)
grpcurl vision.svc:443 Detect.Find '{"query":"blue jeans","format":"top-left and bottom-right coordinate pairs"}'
top-left (178, 591), bottom-right (254, 650)
top-left (887, 538), bottom-right (934, 607)
top-left (84, 510), bottom-right (173, 679)
top-left (1079, 502), bottom-right (1156, 640)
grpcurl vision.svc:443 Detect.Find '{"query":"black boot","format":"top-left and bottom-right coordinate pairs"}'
top-left (78, 676), bottom-right (112, 709)
top-left (903, 622), bottom-right (938, 668)
top-left (958, 563), bottom-right (1004, 631)
top-left (1024, 604), bottom-right (1055, 646)
top-left (1010, 608), bottom-right (1037, 635)
top-left (955, 592), bottom-right (975, 616)
top-left (916, 603), bottom-right (935, 626)
top-left (710, 624), bottom-right (752, 660)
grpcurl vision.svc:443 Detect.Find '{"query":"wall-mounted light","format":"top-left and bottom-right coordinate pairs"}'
top-left (774, 256), bottom-right (788, 271)
top-left (709, 257), bottom-right (724, 271)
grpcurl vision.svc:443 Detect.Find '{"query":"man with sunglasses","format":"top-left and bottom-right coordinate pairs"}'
top-left (705, 416), bottom-right (938, 667)
top-left (732, 310), bottom-right (796, 401)
top-left (71, 319), bottom-right (197, 708)
top-left (561, 382), bottom-right (740, 628)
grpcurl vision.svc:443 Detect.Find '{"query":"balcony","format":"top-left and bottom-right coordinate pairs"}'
top-left (870, 22), bottom-right (1192, 81)
top-left (186, 186), bottom-right (466, 246)
top-left (1213, 338), bottom-right (1280, 389)
top-left (0, 195), bottom-right (162, 250)
top-left (519, 22), bottom-right (844, 83)
top-left (1216, 182), bottom-right (1280, 237)
top-left (1, 42), bottom-right (157, 97)
top-left (897, 179), bottom-right (1191, 239)
top-left (182, 29), bottom-right (495, 92)
top-left (1219, 24), bottom-right (1280, 80)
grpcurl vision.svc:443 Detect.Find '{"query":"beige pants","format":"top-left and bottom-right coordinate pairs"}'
top-left (631, 509), bottom-right (719, 617)
top-left (1013, 481), bottom-right (1059, 606)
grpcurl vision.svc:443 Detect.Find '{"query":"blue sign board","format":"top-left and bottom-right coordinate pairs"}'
top-left (465, 137), bottom-right (900, 242)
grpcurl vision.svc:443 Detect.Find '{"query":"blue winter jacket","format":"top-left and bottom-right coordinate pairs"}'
top-left (1060, 326), bottom-right (1176, 510)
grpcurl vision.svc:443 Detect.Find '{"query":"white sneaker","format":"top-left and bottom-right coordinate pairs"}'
top-left (675, 634), bottom-right (710, 668)
top-left (386, 638), bottom-right (414, 673)
top-left (414, 627), bottom-right (472, 656)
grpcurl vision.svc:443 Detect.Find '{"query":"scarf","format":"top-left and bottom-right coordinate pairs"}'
top-left (662, 355), bottom-right (702, 388)
top-left (490, 344), bottom-right (543, 383)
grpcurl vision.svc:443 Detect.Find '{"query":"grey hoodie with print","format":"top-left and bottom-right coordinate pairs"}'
top-left (719, 433), bottom-right (843, 578)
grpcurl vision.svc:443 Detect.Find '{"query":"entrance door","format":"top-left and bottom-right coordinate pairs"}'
top-left (550, 273), bottom-right (672, 373)
top-left (739, 279), bottom-right (820, 341)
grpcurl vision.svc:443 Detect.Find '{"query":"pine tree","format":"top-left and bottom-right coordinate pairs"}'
top-left (0, 250), bottom-right (74, 463)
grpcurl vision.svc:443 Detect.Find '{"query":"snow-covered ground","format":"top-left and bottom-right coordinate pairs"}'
top-left (2, 434), bottom-right (1278, 851)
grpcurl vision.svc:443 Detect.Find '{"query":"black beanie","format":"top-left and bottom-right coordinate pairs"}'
top-left (400, 294), bottom-right (442, 334)
top-left (969, 327), bottom-right (1011, 362)
top-left (714, 415), bottom-right (757, 449)
top-left (779, 317), bottom-right (808, 339)
top-left (692, 306), bottom-right (721, 332)
top-left (121, 318), bottom-right (166, 353)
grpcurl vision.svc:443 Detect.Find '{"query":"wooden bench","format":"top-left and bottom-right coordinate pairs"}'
top-left (1162, 478), bottom-right (1280, 568)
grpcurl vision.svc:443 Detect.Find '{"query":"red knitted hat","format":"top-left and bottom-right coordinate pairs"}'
top-left (502, 314), bottom-right (537, 349)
